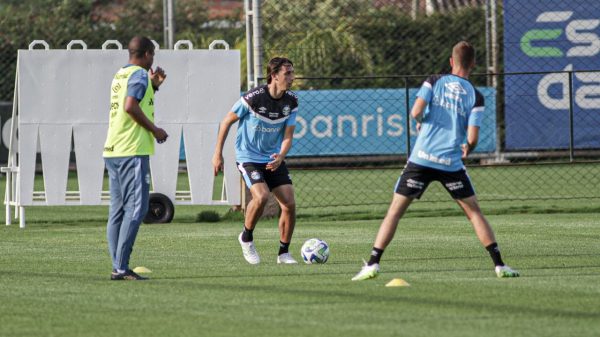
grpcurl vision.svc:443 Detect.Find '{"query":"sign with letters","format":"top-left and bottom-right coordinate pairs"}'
top-left (287, 88), bottom-right (497, 157)
top-left (504, 0), bottom-right (600, 150)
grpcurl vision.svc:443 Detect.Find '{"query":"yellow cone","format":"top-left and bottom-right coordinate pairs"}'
top-left (386, 278), bottom-right (410, 287)
top-left (132, 266), bottom-right (152, 274)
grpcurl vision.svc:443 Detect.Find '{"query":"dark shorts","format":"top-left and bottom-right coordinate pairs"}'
top-left (237, 161), bottom-right (293, 190)
top-left (394, 162), bottom-right (475, 199)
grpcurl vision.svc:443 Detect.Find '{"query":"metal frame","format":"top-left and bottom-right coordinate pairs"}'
top-left (2, 39), bottom-right (241, 228)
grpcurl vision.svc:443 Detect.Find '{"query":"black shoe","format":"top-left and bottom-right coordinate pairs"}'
top-left (110, 269), bottom-right (148, 281)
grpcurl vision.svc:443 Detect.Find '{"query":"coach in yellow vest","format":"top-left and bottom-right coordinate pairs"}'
top-left (103, 36), bottom-right (168, 281)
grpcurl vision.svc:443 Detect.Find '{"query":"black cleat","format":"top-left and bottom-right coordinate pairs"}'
top-left (110, 269), bottom-right (148, 281)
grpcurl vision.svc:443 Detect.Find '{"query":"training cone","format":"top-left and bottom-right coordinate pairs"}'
top-left (386, 278), bottom-right (410, 287)
top-left (133, 266), bottom-right (152, 274)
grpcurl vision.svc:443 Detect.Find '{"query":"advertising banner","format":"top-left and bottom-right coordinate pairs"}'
top-left (288, 87), bottom-right (497, 157)
top-left (504, 0), bottom-right (600, 150)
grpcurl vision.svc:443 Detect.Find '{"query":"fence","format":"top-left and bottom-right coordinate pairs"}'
top-left (286, 71), bottom-right (600, 209)
top-left (1, 0), bottom-right (599, 212)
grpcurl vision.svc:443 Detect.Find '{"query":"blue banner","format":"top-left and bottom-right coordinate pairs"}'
top-left (180, 87), bottom-right (496, 159)
top-left (504, 0), bottom-right (600, 150)
top-left (288, 88), bottom-right (496, 157)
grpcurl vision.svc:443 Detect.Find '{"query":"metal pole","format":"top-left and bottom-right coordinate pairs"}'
top-left (405, 77), bottom-right (412, 158)
top-left (245, 0), bottom-right (255, 89)
top-left (568, 71), bottom-right (575, 162)
top-left (490, 0), bottom-right (503, 162)
top-left (167, 0), bottom-right (176, 49)
top-left (490, 0), bottom-right (498, 88)
top-left (485, 0), bottom-right (491, 87)
top-left (252, 0), bottom-right (263, 85)
top-left (163, 0), bottom-right (169, 48)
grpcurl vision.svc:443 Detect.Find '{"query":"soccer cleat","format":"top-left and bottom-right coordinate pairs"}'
top-left (277, 253), bottom-right (298, 264)
top-left (351, 262), bottom-right (380, 281)
top-left (495, 265), bottom-right (520, 278)
top-left (111, 269), bottom-right (148, 281)
top-left (238, 232), bottom-right (260, 264)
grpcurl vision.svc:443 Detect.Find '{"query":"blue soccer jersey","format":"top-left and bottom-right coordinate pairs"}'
top-left (232, 85), bottom-right (299, 163)
top-left (408, 74), bottom-right (484, 171)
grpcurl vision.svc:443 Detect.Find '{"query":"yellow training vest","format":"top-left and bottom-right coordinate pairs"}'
top-left (103, 65), bottom-right (155, 157)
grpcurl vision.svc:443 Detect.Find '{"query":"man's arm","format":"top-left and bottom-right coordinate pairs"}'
top-left (410, 97), bottom-right (428, 123)
top-left (462, 125), bottom-right (480, 159)
top-left (212, 111), bottom-right (240, 176)
top-left (124, 96), bottom-right (168, 143)
top-left (267, 125), bottom-right (295, 171)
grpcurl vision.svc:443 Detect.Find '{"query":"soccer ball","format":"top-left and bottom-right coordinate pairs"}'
top-left (300, 238), bottom-right (329, 264)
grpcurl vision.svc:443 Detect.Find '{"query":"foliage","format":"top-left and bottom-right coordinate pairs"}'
top-left (262, 2), bottom-right (489, 89)
top-left (0, 0), bottom-right (243, 100)
top-left (0, 0), bottom-right (493, 99)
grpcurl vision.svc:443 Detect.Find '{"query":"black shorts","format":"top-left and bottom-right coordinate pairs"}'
top-left (237, 161), bottom-right (293, 191)
top-left (394, 162), bottom-right (475, 199)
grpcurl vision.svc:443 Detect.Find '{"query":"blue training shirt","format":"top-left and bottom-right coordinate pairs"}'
top-left (232, 85), bottom-right (299, 163)
top-left (124, 64), bottom-right (149, 101)
top-left (408, 74), bottom-right (484, 171)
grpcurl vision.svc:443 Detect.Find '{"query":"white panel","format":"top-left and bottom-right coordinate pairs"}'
top-left (39, 125), bottom-right (72, 205)
top-left (88, 51), bottom-right (129, 124)
top-left (186, 51), bottom-right (241, 124)
top-left (151, 51), bottom-right (190, 124)
top-left (19, 51), bottom-right (70, 124)
top-left (149, 124), bottom-right (182, 202)
top-left (183, 124), bottom-right (217, 204)
top-left (16, 48), bottom-right (241, 207)
top-left (222, 123), bottom-right (240, 205)
top-left (73, 124), bottom-right (107, 204)
top-left (17, 124), bottom-right (38, 206)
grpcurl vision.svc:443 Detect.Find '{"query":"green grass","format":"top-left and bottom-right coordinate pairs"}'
top-left (1, 211), bottom-right (599, 337)
top-left (291, 162), bottom-right (600, 208)
top-left (1, 165), bottom-right (599, 336)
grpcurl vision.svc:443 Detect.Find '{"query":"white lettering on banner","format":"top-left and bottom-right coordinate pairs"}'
top-left (537, 65), bottom-right (571, 110)
top-left (537, 64), bottom-right (600, 110)
top-left (575, 72), bottom-right (600, 109)
top-left (377, 107), bottom-right (384, 136)
top-left (311, 115), bottom-right (333, 138)
top-left (387, 115), bottom-right (404, 136)
top-left (294, 107), bottom-right (408, 140)
top-left (565, 19), bottom-right (600, 57)
top-left (361, 114), bottom-right (375, 137)
top-left (337, 115), bottom-right (357, 137)
top-left (295, 117), bottom-right (307, 138)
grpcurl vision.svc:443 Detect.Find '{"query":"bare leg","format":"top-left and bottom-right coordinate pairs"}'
top-left (271, 184), bottom-right (296, 243)
top-left (373, 193), bottom-right (414, 249)
top-left (455, 195), bottom-right (496, 246)
top-left (244, 183), bottom-right (270, 230)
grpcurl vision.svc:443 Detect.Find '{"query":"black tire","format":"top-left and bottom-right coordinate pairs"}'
top-left (143, 193), bottom-right (175, 224)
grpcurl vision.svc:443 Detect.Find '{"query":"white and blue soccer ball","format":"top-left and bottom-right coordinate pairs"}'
top-left (301, 238), bottom-right (330, 264)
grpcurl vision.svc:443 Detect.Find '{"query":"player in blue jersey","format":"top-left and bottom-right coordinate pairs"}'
top-left (213, 57), bottom-right (299, 265)
top-left (352, 41), bottom-right (519, 280)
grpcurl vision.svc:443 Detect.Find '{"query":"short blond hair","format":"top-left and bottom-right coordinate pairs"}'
top-left (452, 41), bottom-right (475, 69)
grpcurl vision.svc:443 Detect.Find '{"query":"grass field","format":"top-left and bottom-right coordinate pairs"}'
top-left (1, 205), bottom-right (600, 336)
top-left (1, 166), bottom-right (600, 337)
